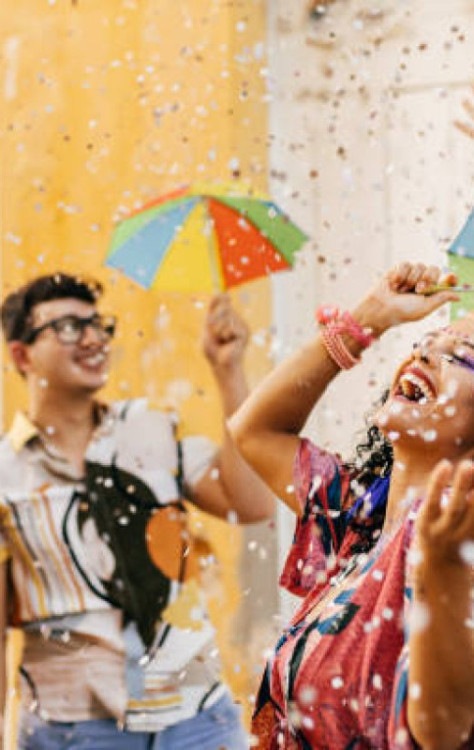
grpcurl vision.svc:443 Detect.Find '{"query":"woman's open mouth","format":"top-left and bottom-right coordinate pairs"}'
top-left (395, 367), bottom-right (437, 403)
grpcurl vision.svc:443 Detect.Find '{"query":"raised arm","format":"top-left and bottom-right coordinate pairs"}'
top-left (190, 294), bottom-right (275, 523)
top-left (228, 263), bottom-right (459, 510)
top-left (408, 459), bottom-right (474, 749)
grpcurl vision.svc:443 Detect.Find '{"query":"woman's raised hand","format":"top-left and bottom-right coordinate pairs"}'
top-left (408, 459), bottom-right (474, 747)
top-left (352, 262), bottom-right (460, 338)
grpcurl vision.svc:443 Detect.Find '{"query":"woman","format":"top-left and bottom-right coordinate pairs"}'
top-left (229, 262), bottom-right (474, 749)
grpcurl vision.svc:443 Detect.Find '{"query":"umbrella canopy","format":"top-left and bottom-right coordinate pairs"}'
top-left (448, 207), bottom-right (474, 313)
top-left (106, 183), bottom-right (308, 293)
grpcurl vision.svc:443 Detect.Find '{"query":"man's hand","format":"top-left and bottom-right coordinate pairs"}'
top-left (201, 294), bottom-right (250, 372)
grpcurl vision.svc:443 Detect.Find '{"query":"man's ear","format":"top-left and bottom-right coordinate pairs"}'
top-left (7, 341), bottom-right (31, 377)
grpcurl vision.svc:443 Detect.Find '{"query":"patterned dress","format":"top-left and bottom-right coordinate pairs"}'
top-left (251, 439), bottom-right (474, 750)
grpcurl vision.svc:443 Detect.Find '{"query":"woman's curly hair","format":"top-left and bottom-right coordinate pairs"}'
top-left (345, 389), bottom-right (394, 489)
top-left (344, 390), bottom-right (394, 553)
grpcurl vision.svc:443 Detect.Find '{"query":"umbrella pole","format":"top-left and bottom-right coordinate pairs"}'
top-left (206, 198), bottom-right (224, 293)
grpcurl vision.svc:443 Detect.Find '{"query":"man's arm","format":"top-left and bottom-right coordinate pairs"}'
top-left (0, 561), bottom-right (7, 748)
top-left (190, 294), bottom-right (275, 524)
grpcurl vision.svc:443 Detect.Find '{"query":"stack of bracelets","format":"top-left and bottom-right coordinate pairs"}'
top-left (315, 304), bottom-right (375, 370)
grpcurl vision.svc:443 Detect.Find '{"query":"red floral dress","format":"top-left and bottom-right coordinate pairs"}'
top-left (251, 439), bottom-right (474, 750)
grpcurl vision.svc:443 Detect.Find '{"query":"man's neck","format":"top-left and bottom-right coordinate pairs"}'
top-left (28, 391), bottom-right (101, 471)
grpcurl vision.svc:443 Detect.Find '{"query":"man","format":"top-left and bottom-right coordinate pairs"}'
top-left (0, 272), bottom-right (274, 750)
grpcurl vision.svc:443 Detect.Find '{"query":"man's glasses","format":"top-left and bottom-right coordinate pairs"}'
top-left (23, 314), bottom-right (117, 345)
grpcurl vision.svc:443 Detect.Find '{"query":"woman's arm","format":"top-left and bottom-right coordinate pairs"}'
top-left (229, 263), bottom-right (458, 507)
top-left (408, 460), bottom-right (474, 750)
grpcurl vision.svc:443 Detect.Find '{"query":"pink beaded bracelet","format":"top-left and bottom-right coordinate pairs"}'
top-left (315, 305), bottom-right (375, 370)
top-left (320, 325), bottom-right (360, 370)
top-left (315, 305), bottom-right (375, 348)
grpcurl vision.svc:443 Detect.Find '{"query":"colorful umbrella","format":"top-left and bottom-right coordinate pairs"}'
top-left (105, 183), bottom-right (308, 293)
top-left (448, 207), bottom-right (474, 313)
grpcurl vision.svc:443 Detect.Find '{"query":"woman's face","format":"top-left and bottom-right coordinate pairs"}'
top-left (375, 316), bottom-right (474, 460)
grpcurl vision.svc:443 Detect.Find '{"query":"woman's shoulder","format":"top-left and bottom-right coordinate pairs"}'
top-left (294, 438), bottom-right (351, 509)
top-left (296, 437), bottom-right (346, 481)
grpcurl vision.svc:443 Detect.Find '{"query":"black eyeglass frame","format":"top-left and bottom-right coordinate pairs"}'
top-left (22, 313), bottom-right (117, 345)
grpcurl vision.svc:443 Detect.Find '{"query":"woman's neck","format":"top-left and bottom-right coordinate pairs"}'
top-left (383, 464), bottom-right (423, 534)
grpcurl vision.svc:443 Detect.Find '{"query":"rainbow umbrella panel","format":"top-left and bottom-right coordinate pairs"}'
top-left (448, 206), bottom-right (474, 313)
top-left (448, 206), bottom-right (474, 279)
top-left (106, 184), bottom-right (308, 293)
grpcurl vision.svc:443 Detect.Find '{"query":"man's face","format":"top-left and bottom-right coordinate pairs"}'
top-left (21, 298), bottom-right (112, 396)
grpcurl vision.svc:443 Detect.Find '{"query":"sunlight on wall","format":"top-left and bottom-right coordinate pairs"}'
top-left (0, 0), bottom-right (273, 722)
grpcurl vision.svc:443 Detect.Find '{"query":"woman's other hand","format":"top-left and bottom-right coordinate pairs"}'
top-left (415, 458), bottom-right (474, 569)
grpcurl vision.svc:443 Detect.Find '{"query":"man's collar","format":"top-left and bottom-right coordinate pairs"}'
top-left (7, 412), bottom-right (39, 452)
top-left (7, 401), bottom-right (110, 453)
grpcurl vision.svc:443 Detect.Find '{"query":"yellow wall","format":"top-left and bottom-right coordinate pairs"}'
top-left (0, 0), bottom-right (271, 721)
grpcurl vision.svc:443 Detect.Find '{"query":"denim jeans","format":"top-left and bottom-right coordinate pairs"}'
top-left (19, 693), bottom-right (249, 750)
